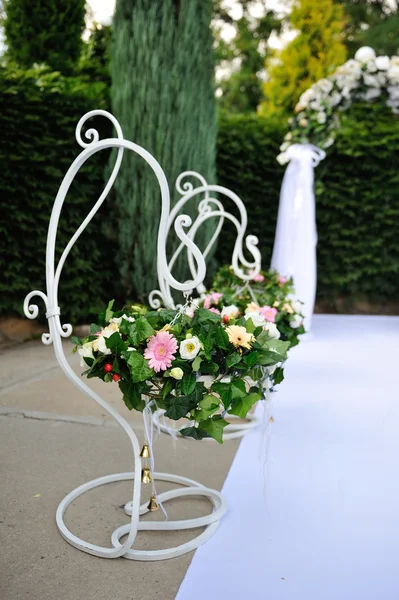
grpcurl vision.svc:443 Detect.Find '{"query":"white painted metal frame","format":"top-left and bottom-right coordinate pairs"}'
top-left (149, 171), bottom-right (262, 309)
top-left (149, 171), bottom-right (264, 440)
top-left (23, 110), bottom-right (227, 560)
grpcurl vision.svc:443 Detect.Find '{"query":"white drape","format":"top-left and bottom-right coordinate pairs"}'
top-left (271, 143), bottom-right (325, 331)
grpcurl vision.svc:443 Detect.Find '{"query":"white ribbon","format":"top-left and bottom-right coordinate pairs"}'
top-left (143, 402), bottom-right (168, 519)
top-left (271, 143), bottom-right (325, 331)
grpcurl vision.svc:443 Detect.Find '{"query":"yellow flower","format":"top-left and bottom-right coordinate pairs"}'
top-left (282, 303), bottom-right (294, 314)
top-left (226, 325), bottom-right (254, 350)
top-left (245, 301), bottom-right (259, 314)
top-left (161, 324), bottom-right (172, 332)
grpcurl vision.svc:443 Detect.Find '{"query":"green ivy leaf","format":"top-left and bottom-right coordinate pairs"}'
top-left (161, 377), bottom-right (175, 400)
top-left (105, 332), bottom-right (128, 354)
top-left (195, 394), bottom-right (220, 420)
top-left (129, 317), bottom-right (154, 346)
top-left (273, 366), bottom-right (285, 385)
top-left (231, 379), bottom-right (247, 398)
top-left (164, 396), bottom-right (192, 420)
top-left (198, 416), bottom-right (229, 444)
top-left (127, 352), bottom-right (155, 382)
top-left (215, 327), bottom-right (229, 349)
top-left (105, 299), bottom-right (115, 323)
top-left (226, 352), bottom-right (242, 368)
top-left (266, 339), bottom-right (290, 356)
top-left (90, 323), bottom-right (102, 334)
top-left (211, 381), bottom-right (231, 408)
top-left (192, 355), bottom-right (202, 372)
top-left (170, 358), bottom-right (192, 374)
top-left (118, 380), bottom-right (146, 412)
top-left (197, 307), bottom-right (222, 325)
top-left (181, 373), bottom-right (196, 396)
top-left (229, 392), bottom-right (261, 419)
top-left (180, 426), bottom-right (210, 440)
top-left (243, 351), bottom-right (258, 368)
top-left (244, 317), bottom-right (256, 333)
top-left (199, 361), bottom-right (219, 375)
top-left (257, 350), bottom-right (283, 366)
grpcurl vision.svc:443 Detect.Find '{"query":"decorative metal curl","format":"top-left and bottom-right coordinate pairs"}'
top-left (175, 171), bottom-right (208, 196)
top-left (148, 290), bottom-right (164, 310)
top-left (150, 171), bottom-right (262, 306)
top-left (75, 109), bottom-right (123, 148)
top-left (23, 291), bottom-right (52, 345)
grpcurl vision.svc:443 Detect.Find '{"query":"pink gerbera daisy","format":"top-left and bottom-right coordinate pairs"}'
top-left (144, 331), bottom-right (178, 373)
top-left (259, 305), bottom-right (278, 323)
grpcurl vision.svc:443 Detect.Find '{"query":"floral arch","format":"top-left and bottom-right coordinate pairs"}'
top-left (277, 46), bottom-right (399, 164)
top-left (270, 47), bottom-right (399, 329)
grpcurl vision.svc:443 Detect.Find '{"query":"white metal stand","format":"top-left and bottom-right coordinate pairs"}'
top-left (24, 110), bottom-right (227, 560)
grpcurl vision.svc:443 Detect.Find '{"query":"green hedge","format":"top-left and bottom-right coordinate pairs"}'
top-left (216, 105), bottom-right (399, 306)
top-left (0, 67), bottom-right (117, 323)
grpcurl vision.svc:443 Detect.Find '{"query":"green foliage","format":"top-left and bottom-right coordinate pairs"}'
top-left (338, 0), bottom-right (399, 57)
top-left (0, 65), bottom-right (116, 322)
top-left (216, 107), bottom-right (399, 306)
top-left (213, 0), bottom-right (283, 113)
top-left (79, 23), bottom-right (112, 84)
top-left (315, 102), bottom-right (399, 304)
top-left (3, 0), bottom-right (86, 74)
top-left (77, 304), bottom-right (285, 442)
top-left (110, 0), bottom-right (217, 302)
top-left (260, 0), bottom-right (347, 119)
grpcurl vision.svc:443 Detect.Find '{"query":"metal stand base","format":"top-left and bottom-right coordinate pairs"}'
top-left (56, 471), bottom-right (227, 561)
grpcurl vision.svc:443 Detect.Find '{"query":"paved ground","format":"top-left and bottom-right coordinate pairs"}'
top-left (0, 340), bottom-right (239, 600)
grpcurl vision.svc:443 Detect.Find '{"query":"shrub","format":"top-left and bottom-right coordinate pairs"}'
top-left (0, 66), bottom-right (116, 323)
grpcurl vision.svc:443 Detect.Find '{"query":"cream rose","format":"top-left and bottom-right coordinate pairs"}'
top-left (263, 322), bottom-right (280, 339)
top-left (93, 323), bottom-right (119, 355)
top-left (180, 336), bottom-right (201, 360)
top-left (291, 300), bottom-right (303, 314)
top-left (170, 367), bottom-right (184, 380)
top-left (244, 311), bottom-right (266, 328)
top-left (290, 314), bottom-right (303, 329)
top-left (78, 342), bottom-right (94, 367)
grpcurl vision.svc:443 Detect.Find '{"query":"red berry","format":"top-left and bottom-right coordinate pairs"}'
top-left (223, 315), bottom-right (230, 324)
top-left (112, 373), bottom-right (121, 382)
top-left (104, 363), bottom-right (113, 373)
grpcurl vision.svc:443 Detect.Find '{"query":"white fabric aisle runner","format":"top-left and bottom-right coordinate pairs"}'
top-left (176, 315), bottom-right (399, 600)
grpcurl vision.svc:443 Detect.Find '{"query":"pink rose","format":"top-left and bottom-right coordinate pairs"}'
top-left (249, 269), bottom-right (265, 283)
top-left (278, 276), bottom-right (288, 286)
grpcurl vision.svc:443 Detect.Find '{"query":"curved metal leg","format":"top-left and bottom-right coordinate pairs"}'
top-left (56, 471), bottom-right (227, 561)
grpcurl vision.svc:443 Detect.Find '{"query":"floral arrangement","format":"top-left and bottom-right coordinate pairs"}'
top-left (278, 46), bottom-right (399, 163)
top-left (208, 265), bottom-right (305, 349)
top-left (73, 299), bottom-right (290, 443)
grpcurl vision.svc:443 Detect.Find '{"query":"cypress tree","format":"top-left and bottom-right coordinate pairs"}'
top-left (4, 0), bottom-right (86, 74)
top-left (110, 0), bottom-right (217, 302)
top-left (260, 0), bottom-right (347, 119)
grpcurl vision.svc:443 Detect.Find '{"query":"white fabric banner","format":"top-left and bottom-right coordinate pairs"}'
top-left (271, 144), bottom-right (325, 330)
